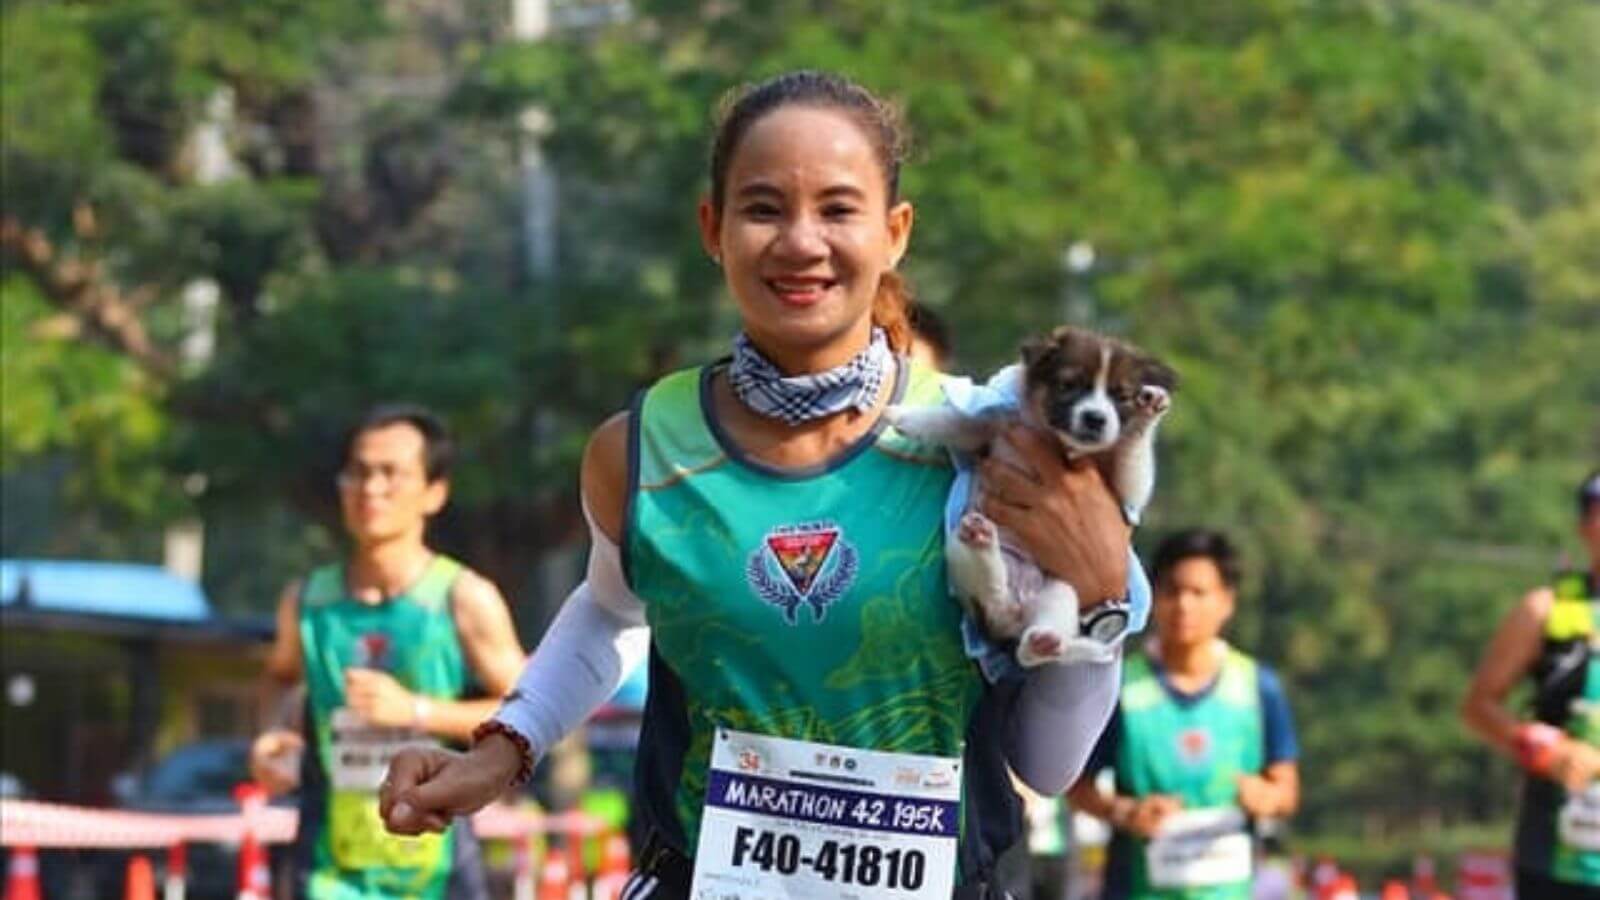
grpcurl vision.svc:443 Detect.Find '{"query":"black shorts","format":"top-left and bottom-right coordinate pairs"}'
top-left (1517, 867), bottom-right (1600, 900)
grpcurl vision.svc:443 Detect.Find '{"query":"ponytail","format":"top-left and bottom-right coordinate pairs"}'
top-left (873, 270), bottom-right (914, 354)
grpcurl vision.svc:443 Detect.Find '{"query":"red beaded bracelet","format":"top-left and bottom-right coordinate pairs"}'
top-left (471, 719), bottom-right (536, 788)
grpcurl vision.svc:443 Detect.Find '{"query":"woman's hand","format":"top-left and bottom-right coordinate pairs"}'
top-left (379, 733), bottom-right (524, 835)
top-left (978, 425), bottom-right (1131, 603)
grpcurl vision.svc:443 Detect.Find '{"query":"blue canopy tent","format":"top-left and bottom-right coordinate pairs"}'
top-left (0, 559), bottom-right (269, 804)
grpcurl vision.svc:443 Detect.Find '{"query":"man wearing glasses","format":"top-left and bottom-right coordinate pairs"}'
top-left (249, 405), bottom-right (525, 899)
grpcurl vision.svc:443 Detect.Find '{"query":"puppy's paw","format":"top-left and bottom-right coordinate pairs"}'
top-left (1056, 636), bottom-right (1118, 666)
top-left (1016, 627), bottom-right (1065, 667)
top-left (1133, 385), bottom-right (1171, 421)
top-left (958, 512), bottom-right (998, 549)
top-left (1017, 629), bottom-right (1117, 668)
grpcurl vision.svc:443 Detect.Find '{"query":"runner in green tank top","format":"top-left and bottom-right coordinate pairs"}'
top-left (1070, 531), bottom-right (1300, 900)
top-left (249, 406), bottom-right (525, 898)
top-left (380, 71), bottom-right (1144, 900)
top-left (1464, 470), bottom-right (1600, 899)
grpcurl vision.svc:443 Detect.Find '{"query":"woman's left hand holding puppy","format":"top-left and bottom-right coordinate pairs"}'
top-left (978, 424), bottom-right (1130, 604)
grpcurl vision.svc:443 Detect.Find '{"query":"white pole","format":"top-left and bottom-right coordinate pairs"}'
top-left (163, 87), bottom-right (238, 581)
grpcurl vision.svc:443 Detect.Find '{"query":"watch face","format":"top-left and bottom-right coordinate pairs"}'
top-left (1085, 607), bottom-right (1130, 643)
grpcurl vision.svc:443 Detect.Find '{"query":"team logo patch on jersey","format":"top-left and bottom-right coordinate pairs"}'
top-left (1176, 727), bottom-right (1212, 766)
top-left (745, 521), bottom-right (859, 624)
top-left (352, 632), bottom-right (391, 670)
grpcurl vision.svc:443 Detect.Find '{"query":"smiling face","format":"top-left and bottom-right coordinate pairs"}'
top-left (699, 105), bottom-right (913, 372)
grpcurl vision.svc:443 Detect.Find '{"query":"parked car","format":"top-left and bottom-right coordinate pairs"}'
top-left (114, 738), bottom-right (263, 813)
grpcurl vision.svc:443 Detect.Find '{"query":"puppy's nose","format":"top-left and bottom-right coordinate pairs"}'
top-left (1079, 410), bottom-right (1107, 433)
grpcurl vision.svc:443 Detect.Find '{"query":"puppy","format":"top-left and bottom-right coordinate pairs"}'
top-left (886, 326), bottom-right (1178, 667)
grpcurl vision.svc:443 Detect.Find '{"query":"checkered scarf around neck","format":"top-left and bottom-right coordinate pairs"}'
top-left (728, 328), bottom-right (894, 426)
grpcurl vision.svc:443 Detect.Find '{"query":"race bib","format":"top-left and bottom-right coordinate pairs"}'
top-left (690, 728), bottom-right (961, 900)
top-left (1145, 807), bottom-right (1253, 889)
top-left (1559, 784), bottom-right (1600, 852)
top-left (328, 707), bottom-right (433, 792)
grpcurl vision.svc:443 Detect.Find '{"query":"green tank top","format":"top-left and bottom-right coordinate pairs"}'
top-left (1116, 647), bottom-right (1262, 900)
top-left (624, 361), bottom-right (983, 849)
top-left (1527, 572), bottom-right (1600, 885)
top-left (298, 556), bottom-right (466, 899)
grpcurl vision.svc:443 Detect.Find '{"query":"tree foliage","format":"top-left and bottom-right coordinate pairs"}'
top-left (3, 0), bottom-right (1598, 837)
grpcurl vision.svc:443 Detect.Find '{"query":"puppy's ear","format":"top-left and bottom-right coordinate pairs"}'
top-left (1021, 335), bottom-right (1054, 369)
top-left (1022, 326), bottom-right (1088, 369)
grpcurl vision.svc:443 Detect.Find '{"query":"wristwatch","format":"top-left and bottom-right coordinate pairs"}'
top-left (1081, 597), bottom-right (1133, 645)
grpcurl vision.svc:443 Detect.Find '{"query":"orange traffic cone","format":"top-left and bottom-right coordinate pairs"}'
top-left (1330, 874), bottom-right (1361, 900)
top-left (536, 846), bottom-right (572, 900)
top-left (4, 846), bottom-right (41, 900)
top-left (590, 831), bottom-right (631, 900)
top-left (124, 854), bottom-right (156, 900)
top-left (1380, 879), bottom-right (1410, 900)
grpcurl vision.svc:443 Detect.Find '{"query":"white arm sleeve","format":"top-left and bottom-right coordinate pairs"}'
top-left (490, 506), bottom-right (649, 759)
top-left (1005, 651), bottom-right (1123, 795)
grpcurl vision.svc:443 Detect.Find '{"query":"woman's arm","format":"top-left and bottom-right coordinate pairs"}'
top-left (977, 426), bottom-right (1144, 793)
top-left (1006, 653), bottom-right (1123, 794)
top-left (489, 516), bottom-right (649, 754)
top-left (1003, 550), bottom-right (1146, 793)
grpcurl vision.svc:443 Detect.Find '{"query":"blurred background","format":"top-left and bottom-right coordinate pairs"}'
top-left (2, 0), bottom-right (1597, 894)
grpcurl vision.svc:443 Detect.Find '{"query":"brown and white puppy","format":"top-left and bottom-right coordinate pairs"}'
top-left (886, 326), bottom-right (1177, 667)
